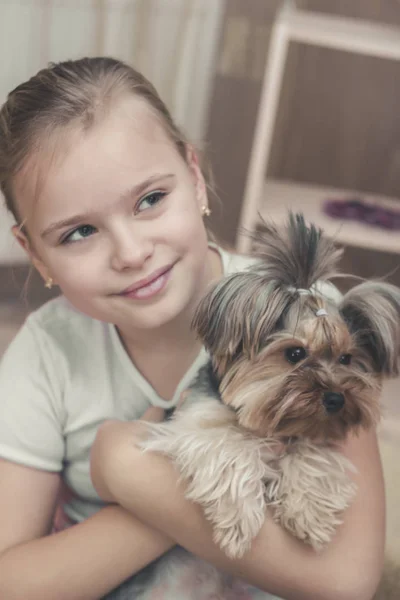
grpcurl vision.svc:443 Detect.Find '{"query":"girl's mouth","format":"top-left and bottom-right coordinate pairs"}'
top-left (120, 264), bottom-right (174, 300)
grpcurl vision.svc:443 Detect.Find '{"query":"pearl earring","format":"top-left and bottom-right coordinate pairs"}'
top-left (201, 205), bottom-right (211, 217)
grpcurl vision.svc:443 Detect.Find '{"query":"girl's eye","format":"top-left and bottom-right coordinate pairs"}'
top-left (136, 191), bottom-right (167, 213)
top-left (61, 224), bottom-right (97, 244)
top-left (339, 354), bottom-right (352, 365)
top-left (285, 346), bottom-right (307, 364)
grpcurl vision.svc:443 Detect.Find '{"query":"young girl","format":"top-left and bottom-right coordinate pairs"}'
top-left (0, 57), bottom-right (384, 600)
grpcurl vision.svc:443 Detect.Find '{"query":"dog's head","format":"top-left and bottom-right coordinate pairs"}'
top-left (193, 214), bottom-right (400, 442)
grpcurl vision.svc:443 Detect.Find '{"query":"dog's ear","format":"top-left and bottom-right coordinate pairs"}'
top-left (192, 271), bottom-right (290, 366)
top-left (340, 282), bottom-right (400, 376)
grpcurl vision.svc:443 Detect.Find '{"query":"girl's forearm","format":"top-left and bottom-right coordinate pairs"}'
top-left (0, 504), bottom-right (173, 600)
top-left (92, 421), bottom-right (385, 600)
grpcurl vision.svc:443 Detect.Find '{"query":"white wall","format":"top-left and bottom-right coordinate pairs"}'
top-left (0, 202), bottom-right (26, 264)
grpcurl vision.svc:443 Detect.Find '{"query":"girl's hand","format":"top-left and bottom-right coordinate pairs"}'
top-left (140, 406), bottom-right (166, 423)
top-left (52, 481), bottom-right (76, 532)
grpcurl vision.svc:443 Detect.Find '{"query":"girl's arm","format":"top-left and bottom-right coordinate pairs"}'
top-left (91, 420), bottom-right (385, 600)
top-left (0, 459), bottom-right (174, 600)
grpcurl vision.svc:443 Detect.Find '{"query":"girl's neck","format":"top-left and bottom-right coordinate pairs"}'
top-left (120, 309), bottom-right (199, 356)
top-left (116, 246), bottom-right (223, 398)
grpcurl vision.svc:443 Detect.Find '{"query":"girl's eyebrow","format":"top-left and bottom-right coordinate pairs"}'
top-left (40, 173), bottom-right (175, 239)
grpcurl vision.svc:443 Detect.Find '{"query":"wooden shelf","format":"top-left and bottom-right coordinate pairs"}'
top-left (281, 4), bottom-right (400, 62)
top-left (237, 2), bottom-right (400, 254)
top-left (258, 179), bottom-right (400, 254)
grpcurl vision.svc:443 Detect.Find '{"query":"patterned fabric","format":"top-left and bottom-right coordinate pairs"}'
top-left (102, 547), bottom-right (281, 600)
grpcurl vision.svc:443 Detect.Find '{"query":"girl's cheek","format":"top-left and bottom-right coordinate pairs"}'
top-left (164, 207), bottom-right (205, 240)
top-left (50, 256), bottom-right (102, 291)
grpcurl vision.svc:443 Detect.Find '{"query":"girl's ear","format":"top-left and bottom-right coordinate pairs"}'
top-left (12, 225), bottom-right (55, 286)
top-left (12, 225), bottom-right (31, 255)
top-left (185, 144), bottom-right (207, 208)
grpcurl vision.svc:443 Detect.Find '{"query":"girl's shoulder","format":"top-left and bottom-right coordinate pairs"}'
top-left (27, 295), bottom-right (112, 348)
top-left (27, 295), bottom-right (99, 333)
top-left (2, 295), bottom-right (109, 374)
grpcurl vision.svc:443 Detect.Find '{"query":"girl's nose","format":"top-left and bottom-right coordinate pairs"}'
top-left (110, 224), bottom-right (153, 271)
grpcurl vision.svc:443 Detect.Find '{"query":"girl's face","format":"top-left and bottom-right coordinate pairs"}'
top-left (14, 96), bottom-right (214, 332)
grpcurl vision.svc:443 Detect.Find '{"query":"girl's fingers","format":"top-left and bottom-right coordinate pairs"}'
top-left (140, 406), bottom-right (166, 423)
top-left (140, 389), bottom-right (190, 426)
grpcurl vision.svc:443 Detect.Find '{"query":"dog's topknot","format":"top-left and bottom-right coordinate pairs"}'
top-left (249, 212), bottom-right (343, 290)
top-left (193, 212), bottom-right (343, 369)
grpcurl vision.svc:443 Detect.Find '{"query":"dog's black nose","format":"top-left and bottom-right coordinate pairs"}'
top-left (323, 392), bottom-right (345, 414)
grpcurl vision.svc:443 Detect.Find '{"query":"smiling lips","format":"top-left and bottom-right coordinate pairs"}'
top-left (120, 264), bottom-right (174, 300)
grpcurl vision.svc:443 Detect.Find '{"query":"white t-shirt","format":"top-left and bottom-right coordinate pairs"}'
top-left (0, 246), bottom-right (341, 523)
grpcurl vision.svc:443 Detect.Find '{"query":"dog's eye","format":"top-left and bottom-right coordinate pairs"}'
top-left (285, 347), bottom-right (307, 364)
top-left (339, 354), bottom-right (352, 365)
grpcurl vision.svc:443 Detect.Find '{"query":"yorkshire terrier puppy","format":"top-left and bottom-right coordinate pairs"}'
top-left (140, 213), bottom-right (400, 561)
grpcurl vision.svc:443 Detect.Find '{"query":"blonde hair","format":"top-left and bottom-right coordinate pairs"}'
top-left (0, 56), bottom-right (210, 227)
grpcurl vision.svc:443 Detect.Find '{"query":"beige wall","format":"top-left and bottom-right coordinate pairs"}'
top-left (206, 0), bottom-right (400, 247)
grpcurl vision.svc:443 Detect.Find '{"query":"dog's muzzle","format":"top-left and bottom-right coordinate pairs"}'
top-left (323, 391), bottom-right (345, 414)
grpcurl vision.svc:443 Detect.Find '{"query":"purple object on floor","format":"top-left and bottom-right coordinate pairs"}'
top-left (323, 197), bottom-right (400, 230)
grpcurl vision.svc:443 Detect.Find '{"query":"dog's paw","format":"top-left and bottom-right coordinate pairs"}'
top-left (195, 479), bottom-right (267, 559)
top-left (213, 521), bottom-right (255, 559)
top-left (139, 401), bottom-right (277, 558)
top-left (265, 442), bottom-right (357, 550)
top-left (184, 436), bottom-right (275, 559)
